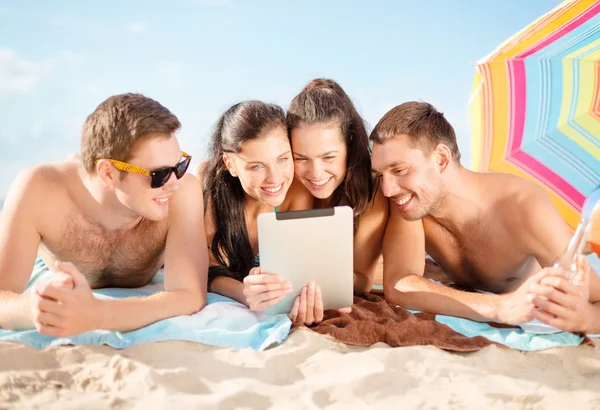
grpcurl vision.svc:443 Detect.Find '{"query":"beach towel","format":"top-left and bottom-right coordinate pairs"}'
top-left (307, 292), bottom-right (594, 352)
top-left (307, 292), bottom-right (496, 352)
top-left (0, 260), bottom-right (291, 351)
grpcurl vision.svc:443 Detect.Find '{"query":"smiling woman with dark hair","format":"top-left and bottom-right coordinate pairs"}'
top-left (197, 100), bottom-right (325, 326)
top-left (287, 78), bottom-right (389, 293)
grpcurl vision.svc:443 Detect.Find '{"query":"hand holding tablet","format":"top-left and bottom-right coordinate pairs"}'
top-left (257, 206), bottom-right (354, 316)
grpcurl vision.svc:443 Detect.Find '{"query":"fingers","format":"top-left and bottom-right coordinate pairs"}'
top-left (314, 285), bottom-right (324, 324)
top-left (255, 293), bottom-right (288, 310)
top-left (35, 322), bottom-right (69, 337)
top-left (243, 273), bottom-right (287, 286)
top-left (55, 261), bottom-right (88, 287)
top-left (50, 273), bottom-right (74, 290)
top-left (529, 283), bottom-right (572, 309)
top-left (292, 283), bottom-right (320, 327)
top-left (530, 294), bottom-right (570, 319)
top-left (244, 284), bottom-right (292, 306)
top-left (243, 275), bottom-right (293, 311)
top-left (531, 308), bottom-right (566, 331)
top-left (528, 267), bottom-right (565, 285)
top-left (244, 282), bottom-right (292, 295)
top-left (32, 293), bottom-right (63, 315)
top-left (538, 276), bottom-right (579, 297)
top-left (304, 283), bottom-right (316, 326)
top-left (288, 295), bottom-right (300, 321)
top-left (337, 307), bottom-right (352, 314)
top-left (35, 281), bottom-right (70, 302)
top-left (32, 310), bottom-right (64, 328)
top-left (574, 255), bottom-right (591, 285)
top-left (248, 267), bottom-right (261, 276)
top-left (296, 286), bottom-right (308, 325)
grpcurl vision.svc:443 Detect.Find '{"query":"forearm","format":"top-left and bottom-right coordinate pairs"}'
top-left (210, 276), bottom-right (247, 306)
top-left (99, 288), bottom-right (205, 332)
top-left (384, 274), bottom-right (500, 322)
top-left (0, 291), bottom-right (33, 330)
top-left (586, 302), bottom-right (600, 334)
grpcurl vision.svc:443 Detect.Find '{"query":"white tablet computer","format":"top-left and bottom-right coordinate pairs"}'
top-left (257, 206), bottom-right (354, 315)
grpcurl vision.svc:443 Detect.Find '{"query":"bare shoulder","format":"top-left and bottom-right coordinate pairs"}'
top-left (363, 183), bottom-right (389, 218)
top-left (6, 162), bottom-right (73, 207)
top-left (487, 173), bottom-right (553, 215)
top-left (356, 183), bottom-right (389, 231)
top-left (280, 178), bottom-right (314, 211)
top-left (483, 172), bottom-right (567, 238)
top-left (169, 173), bottom-right (203, 211)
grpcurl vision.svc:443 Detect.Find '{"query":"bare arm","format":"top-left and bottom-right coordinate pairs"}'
top-left (353, 187), bottom-right (389, 293)
top-left (383, 208), bottom-right (504, 321)
top-left (211, 276), bottom-right (246, 303)
top-left (518, 186), bottom-right (600, 303)
top-left (0, 168), bottom-right (45, 329)
top-left (97, 174), bottom-right (208, 331)
top-left (210, 179), bottom-right (312, 307)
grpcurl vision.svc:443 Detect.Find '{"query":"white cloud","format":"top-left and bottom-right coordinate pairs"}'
top-left (0, 49), bottom-right (54, 95)
top-left (129, 21), bottom-right (147, 34)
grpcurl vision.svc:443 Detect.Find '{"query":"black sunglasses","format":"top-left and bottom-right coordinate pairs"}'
top-left (99, 152), bottom-right (192, 188)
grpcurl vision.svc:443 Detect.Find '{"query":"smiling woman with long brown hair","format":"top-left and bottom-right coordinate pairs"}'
top-left (287, 79), bottom-right (389, 293)
top-left (197, 100), bottom-right (326, 326)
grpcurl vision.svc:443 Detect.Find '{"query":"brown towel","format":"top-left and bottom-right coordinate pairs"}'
top-left (301, 293), bottom-right (595, 351)
top-left (301, 292), bottom-right (496, 352)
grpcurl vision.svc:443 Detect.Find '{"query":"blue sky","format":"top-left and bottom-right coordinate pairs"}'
top-left (0, 0), bottom-right (563, 201)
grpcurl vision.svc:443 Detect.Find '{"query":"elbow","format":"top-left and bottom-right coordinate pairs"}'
top-left (182, 288), bottom-right (207, 315)
top-left (194, 295), bottom-right (207, 313)
top-left (383, 274), bottom-right (420, 304)
top-left (353, 272), bottom-right (373, 294)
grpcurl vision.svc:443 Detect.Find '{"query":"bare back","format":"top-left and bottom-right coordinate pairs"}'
top-left (5, 162), bottom-right (167, 290)
top-left (423, 173), bottom-right (569, 294)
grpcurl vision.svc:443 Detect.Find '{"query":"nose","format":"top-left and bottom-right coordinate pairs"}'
top-left (380, 175), bottom-right (400, 198)
top-left (265, 165), bottom-right (283, 185)
top-left (306, 161), bottom-right (324, 179)
top-left (162, 171), bottom-right (180, 192)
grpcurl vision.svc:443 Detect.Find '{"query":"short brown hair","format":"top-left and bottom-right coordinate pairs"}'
top-left (81, 93), bottom-right (181, 172)
top-left (370, 101), bottom-right (461, 162)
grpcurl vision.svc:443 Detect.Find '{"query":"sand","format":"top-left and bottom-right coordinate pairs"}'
top-left (1, 329), bottom-right (600, 409)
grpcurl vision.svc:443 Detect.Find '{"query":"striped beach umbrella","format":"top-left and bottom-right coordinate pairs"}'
top-left (469, 0), bottom-right (600, 229)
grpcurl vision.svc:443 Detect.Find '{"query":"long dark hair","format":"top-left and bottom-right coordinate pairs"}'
top-left (287, 78), bottom-right (373, 227)
top-left (203, 101), bottom-right (287, 285)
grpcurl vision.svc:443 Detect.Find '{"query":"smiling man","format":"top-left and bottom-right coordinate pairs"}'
top-left (370, 101), bottom-right (600, 334)
top-left (0, 93), bottom-right (208, 336)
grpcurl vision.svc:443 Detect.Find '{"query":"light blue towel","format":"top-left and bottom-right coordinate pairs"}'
top-left (372, 254), bottom-right (600, 350)
top-left (435, 315), bottom-right (585, 351)
top-left (435, 254), bottom-right (600, 350)
top-left (0, 260), bottom-right (292, 351)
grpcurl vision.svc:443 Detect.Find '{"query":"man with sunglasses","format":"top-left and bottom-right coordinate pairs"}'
top-left (0, 93), bottom-right (209, 336)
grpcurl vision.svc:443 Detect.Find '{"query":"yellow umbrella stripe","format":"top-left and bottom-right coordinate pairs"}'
top-left (559, 42), bottom-right (600, 160)
top-left (489, 0), bottom-right (594, 61)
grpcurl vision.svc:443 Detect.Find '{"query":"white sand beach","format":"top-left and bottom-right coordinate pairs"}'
top-left (1, 329), bottom-right (600, 409)
top-left (2, 258), bottom-right (600, 409)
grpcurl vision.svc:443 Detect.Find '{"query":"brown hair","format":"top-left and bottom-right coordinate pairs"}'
top-left (287, 78), bottom-right (373, 224)
top-left (204, 101), bottom-right (287, 285)
top-left (80, 93), bottom-right (181, 172)
top-left (370, 101), bottom-right (461, 162)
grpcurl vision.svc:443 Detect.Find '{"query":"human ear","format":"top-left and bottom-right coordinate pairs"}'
top-left (222, 155), bottom-right (237, 177)
top-left (435, 143), bottom-right (451, 173)
top-left (96, 159), bottom-right (119, 187)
